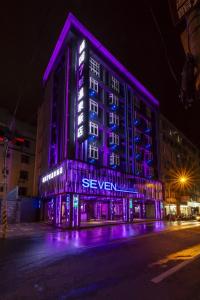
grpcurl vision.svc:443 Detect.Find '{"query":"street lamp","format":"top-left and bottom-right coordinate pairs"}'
top-left (179, 176), bottom-right (187, 184)
top-left (165, 170), bottom-right (192, 220)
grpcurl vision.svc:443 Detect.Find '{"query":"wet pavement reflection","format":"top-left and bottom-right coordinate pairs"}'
top-left (0, 221), bottom-right (198, 273)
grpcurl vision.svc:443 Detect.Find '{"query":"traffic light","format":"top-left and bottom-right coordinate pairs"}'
top-left (0, 126), bottom-right (24, 145)
top-left (0, 126), bottom-right (13, 142)
top-left (13, 133), bottom-right (25, 146)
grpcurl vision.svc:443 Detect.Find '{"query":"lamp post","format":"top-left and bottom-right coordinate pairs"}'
top-left (2, 138), bottom-right (9, 238)
top-left (165, 174), bottom-right (189, 221)
top-left (166, 181), bottom-right (175, 221)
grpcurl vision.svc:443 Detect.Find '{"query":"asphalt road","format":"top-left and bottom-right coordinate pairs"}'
top-left (0, 221), bottom-right (200, 300)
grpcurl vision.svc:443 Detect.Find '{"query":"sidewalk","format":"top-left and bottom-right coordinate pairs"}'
top-left (80, 218), bottom-right (156, 229)
top-left (0, 219), bottom-right (157, 239)
top-left (0, 222), bottom-right (56, 239)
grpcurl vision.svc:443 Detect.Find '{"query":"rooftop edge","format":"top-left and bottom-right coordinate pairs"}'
top-left (43, 13), bottom-right (159, 106)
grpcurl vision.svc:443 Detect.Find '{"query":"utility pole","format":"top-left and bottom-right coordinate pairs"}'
top-left (0, 126), bottom-right (24, 238)
top-left (2, 138), bottom-right (9, 238)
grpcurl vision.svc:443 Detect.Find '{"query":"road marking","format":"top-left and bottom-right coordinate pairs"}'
top-left (151, 244), bottom-right (200, 284)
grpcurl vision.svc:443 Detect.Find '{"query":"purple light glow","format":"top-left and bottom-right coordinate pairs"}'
top-left (43, 13), bottom-right (159, 106)
top-left (40, 159), bottom-right (162, 202)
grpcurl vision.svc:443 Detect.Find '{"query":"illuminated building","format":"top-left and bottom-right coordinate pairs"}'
top-left (35, 13), bottom-right (163, 228)
top-left (160, 115), bottom-right (200, 216)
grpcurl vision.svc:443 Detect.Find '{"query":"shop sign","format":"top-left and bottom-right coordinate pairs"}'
top-left (82, 178), bottom-right (137, 194)
top-left (77, 39), bottom-right (89, 142)
top-left (188, 201), bottom-right (200, 207)
top-left (42, 166), bottom-right (63, 183)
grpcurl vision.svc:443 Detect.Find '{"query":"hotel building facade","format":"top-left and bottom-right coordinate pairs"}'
top-left (35, 13), bottom-right (163, 228)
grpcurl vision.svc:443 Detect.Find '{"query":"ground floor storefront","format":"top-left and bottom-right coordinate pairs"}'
top-left (164, 201), bottom-right (200, 217)
top-left (40, 160), bottom-right (163, 229)
top-left (42, 194), bottom-right (162, 228)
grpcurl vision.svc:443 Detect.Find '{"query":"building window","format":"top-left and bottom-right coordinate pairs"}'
top-left (146, 106), bottom-right (151, 118)
top-left (146, 168), bottom-right (154, 178)
top-left (109, 93), bottom-right (119, 106)
top-left (24, 140), bottom-right (30, 148)
top-left (89, 99), bottom-right (98, 114)
top-left (109, 112), bottom-right (119, 125)
top-left (77, 125), bottom-right (84, 138)
top-left (135, 97), bottom-right (140, 109)
top-left (78, 113), bottom-right (84, 126)
top-left (79, 51), bottom-right (85, 66)
top-left (78, 87), bottom-right (84, 101)
top-left (135, 163), bottom-right (143, 175)
top-left (0, 186), bottom-right (3, 192)
top-left (20, 170), bottom-right (29, 180)
top-left (21, 154), bottom-right (30, 164)
top-left (111, 76), bottom-right (120, 93)
top-left (89, 77), bottom-right (98, 92)
top-left (109, 132), bottom-right (119, 145)
top-left (89, 145), bottom-right (99, 159)
top-left (79, 40), bottom-right (86, 54)
top-left (78, 100), bottom-right (84, 113)
top-left (110, 153), bottom-right (120, 165)
top-left (89, 122), bottom-right (98, 136)
top-left (89, 57), bottom-right (100, 77)
top-left (18, 187), bottom-right (27, 196)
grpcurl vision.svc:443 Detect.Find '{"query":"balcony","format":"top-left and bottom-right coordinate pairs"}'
top-left (135, 153), bottom-right (143, 161)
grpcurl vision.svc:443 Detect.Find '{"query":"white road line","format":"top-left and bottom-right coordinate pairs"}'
top-left (151, 253), bottom-right (200, 284)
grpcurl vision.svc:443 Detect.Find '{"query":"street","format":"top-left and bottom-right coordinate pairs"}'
top-left (0, 221), bottom-right (200, 300)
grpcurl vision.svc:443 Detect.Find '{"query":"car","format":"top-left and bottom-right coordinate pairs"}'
top-left (195, 215), bottom-right (200, 221)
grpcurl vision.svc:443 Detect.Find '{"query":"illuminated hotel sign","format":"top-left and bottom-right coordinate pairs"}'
top-left (42, 167), bottom-right (63, 183)
top-left (77, 39), bottom-right (89, 141)
top-left (82, 178), bottom-right (138, 194)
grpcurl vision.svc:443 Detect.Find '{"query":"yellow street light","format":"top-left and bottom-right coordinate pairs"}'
top-left (172, 169), bottom-right (194, 191)
top-left (179, 176), bottom-right (188, 184)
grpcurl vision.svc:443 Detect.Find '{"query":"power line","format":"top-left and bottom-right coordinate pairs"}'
top-left (148, 5), bottom-right (178, 84)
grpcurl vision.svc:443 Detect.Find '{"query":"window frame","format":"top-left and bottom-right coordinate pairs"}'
top-left (109, 112), bottom-right (119, 125)
top-left (110, 153), bottom-right (120, 165)
top-left (109, 132), bottom-right (119, 145)
top-left (89, 99), bottom-right (98, 114)
top-left (109, 93), bottom-right (119, 106)
top-left (89, 144), bottom-right (99, 159)
top-left (111, 76), bottom-right (120, 93)
top-left (89, 57), bottom-right (100, 77)
top-left (89, 121), bottom-right (98, 136)
top-left (89, 77), bottom-right (98, 92)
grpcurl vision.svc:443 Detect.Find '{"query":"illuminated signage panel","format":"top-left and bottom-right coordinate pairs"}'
top-left (82, 178), bottom-right (137, 194)
top-left (42, 167), bottom-right (63, 183)
top-left (77, 39), bottom-right (89, 142)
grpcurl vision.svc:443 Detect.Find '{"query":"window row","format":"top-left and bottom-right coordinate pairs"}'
top-left (88, 145), bottom-right (120, 166)
top-left (78, 115), bottom-right (121, 138)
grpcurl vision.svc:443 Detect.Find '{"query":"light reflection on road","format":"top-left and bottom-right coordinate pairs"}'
top-left (0, 221), bottom-right (199, 273)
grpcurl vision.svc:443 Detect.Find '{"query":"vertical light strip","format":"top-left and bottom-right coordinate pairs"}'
top-left (65, 47), bottom-right (70, 159)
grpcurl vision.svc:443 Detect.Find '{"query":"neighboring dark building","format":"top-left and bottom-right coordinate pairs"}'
top-left (0, 108), bottom-right (37, 223)
top-left (35, 13), bottom-right (163, 228)
top-left (160, 114), bottom-right (200, 217)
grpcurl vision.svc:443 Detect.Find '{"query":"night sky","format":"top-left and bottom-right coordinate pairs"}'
top-left (1, 1), bottom-right (199, 146)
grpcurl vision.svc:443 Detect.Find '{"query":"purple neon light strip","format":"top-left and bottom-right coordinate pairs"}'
top-left (43, 13), bottom-right (159, 106)
top-left (65, 47), bottom-right (70, 159)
